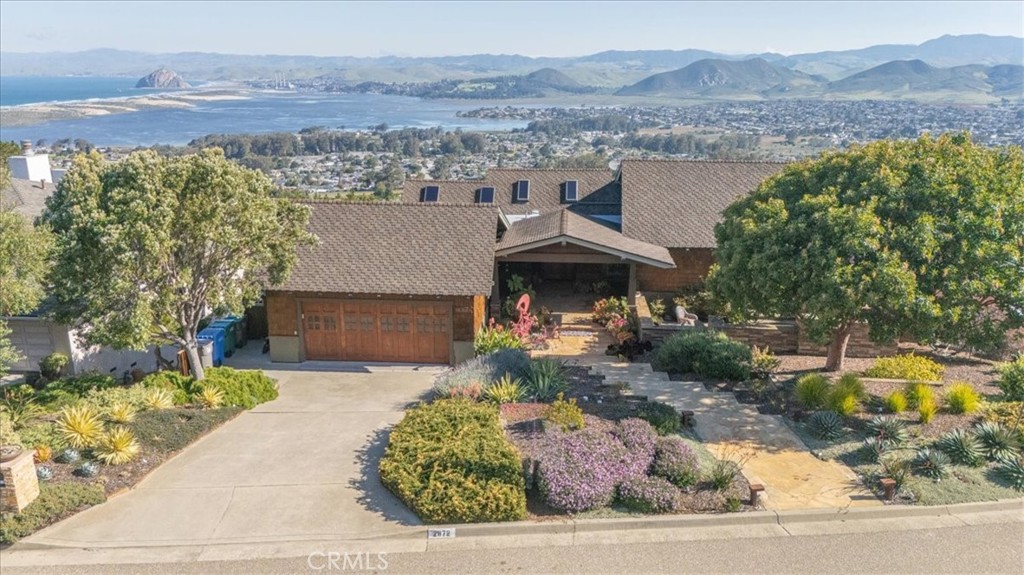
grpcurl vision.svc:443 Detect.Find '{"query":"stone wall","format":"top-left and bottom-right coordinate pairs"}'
top-left (797, 322), bottom-right (898, 358)
top-left (0, 450), bottom-right (39, 513)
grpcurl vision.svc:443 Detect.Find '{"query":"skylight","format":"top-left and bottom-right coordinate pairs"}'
top-left (476, 186), bottom-right (495, 203)
top-left (421, 185), bottom-right (439, 202)
top-left (564, 180), bottom-right (578, 202)
top-left (515, 180), bottom-right (530, 201)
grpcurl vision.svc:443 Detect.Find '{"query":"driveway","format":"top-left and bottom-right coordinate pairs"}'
top-left (20, 364), bottom-right (440, 554)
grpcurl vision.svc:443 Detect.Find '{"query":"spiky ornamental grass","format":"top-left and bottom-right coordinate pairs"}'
top-left (94, 426), bottom-right (141, 465)
top-left (106, 401), bottom-right (137, 424)
top-left (143, 388), bottom-right (175, 410)
top-left (483, 375), bottom-right (526, 405)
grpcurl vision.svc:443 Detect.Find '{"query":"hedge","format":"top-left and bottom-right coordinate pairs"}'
top-left (653, 330), bottom-right (752, 381)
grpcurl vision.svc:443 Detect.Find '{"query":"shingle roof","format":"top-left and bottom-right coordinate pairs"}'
top-left (1, 178), bottom-right (54, 221)
top-left (619, 159), bottom-right (787, 248)
top-left (496, 209), bottom-right (675, 268)
top-left (403, 168), bottom-right (620, 216)
top-left (277, 202), bottom-right (498, 296)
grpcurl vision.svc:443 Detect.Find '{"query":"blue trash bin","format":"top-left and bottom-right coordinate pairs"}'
top-left (197, 327), bottom-right (226, 367)
top-left (208, 320), bottom-right (237, 356)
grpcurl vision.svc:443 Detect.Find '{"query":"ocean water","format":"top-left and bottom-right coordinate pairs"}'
top-left (0, 76), bottom-right (169, 106)
top-left (0, 76), bottom-right (530, 147)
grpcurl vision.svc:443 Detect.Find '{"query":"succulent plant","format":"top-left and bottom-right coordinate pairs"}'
top-left (975, 422), bottom-right (1021, 462)
top-left (57, 404), bottom-right (105, 449)
top-left (808, 410), bottom-right (845, 440)
top-left (913, 448), bottom-right (951, 480)
top-left (996, 457), bottom-right (1024, 491)
top-left (75, 461), bottom-right (99, 478)
top-left (36, 465), bottom-right (54, 481)
top-left (144, 388), bottom-right (175, 410)
top-left (55, 448), bottom-right (81, 464)
top-left (865, 415), bottom-right (909, 447)
top-left (862, 437), bottom-right (890, 462)
top-left (935, 429), bottom-right (984, 466)
top-left (107, 401), bottom-right (137, 424)
top-left (94, 426), bottom-right (140, 465)
top-left (33, 444), bottom-right (53, 463)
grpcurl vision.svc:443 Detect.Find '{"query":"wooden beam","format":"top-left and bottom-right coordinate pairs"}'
top-left (472, 295), bottom-right (487, 333)
top-left (628, 263), bottom-right (637, 305)
top-left (497, 253), bottom-right (623, 264)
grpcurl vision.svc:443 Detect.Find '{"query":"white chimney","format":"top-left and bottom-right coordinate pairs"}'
top-left (7, 141), bottom-right (53, 183)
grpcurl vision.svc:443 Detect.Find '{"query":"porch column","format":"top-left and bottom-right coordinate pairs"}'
top-left (489, 261), bottom-right (501, 319)
top-left (627, 263), bottom-right (637, 306)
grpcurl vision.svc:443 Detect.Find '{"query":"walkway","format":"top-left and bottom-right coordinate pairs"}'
top-left (589, 362), bottom-right (882, 510)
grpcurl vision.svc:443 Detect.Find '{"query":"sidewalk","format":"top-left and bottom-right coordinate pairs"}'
top-left (589, 362), bottom-right (882, 510)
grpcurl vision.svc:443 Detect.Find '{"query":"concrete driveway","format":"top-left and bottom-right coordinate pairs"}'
top-left (20, 364), bottom-right (440, 555)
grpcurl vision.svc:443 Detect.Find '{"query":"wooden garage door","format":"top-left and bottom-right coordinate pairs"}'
top-left (302, 300), bottom-right (450, 363)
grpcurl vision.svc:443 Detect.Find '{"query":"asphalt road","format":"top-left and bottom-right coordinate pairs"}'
top-left (5, 522), bottom-right (1022, 575)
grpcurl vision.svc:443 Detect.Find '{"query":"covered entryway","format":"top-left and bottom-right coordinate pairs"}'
top-left (301, 300), bottom-right (451, 364)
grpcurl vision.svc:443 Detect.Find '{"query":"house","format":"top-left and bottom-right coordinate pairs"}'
top-left (2, 142), bottom-right (157, 377)
top-left (265, 160), bottom-right (786, 365)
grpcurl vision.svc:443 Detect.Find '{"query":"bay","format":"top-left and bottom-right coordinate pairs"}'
top-left (0, 76), bottom-right (179, 106)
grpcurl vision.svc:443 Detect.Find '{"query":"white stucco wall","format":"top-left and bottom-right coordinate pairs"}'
top-left (68, 329), bottom-right (159, 378)
top-left (7, 154), bottom-right (52, 183)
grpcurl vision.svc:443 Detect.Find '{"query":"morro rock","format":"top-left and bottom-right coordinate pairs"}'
top-left (135, 68), bottom-right (190, 89)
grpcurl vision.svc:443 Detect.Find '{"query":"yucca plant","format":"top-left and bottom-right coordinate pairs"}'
top-left (526, 358), bottom-right (568, 401)
top-left (996, 457), bottom-right (1024, 491)
top-left (883, 391), bottom-right (908, 414)
top-left (56, 404), bottom-right (105, 449)
top-left (913, 448), bottom-right (951, 480)
top-left (483, 375), bottom-right (526, 405)
top-left (935, 429), bottom-right (984, 466)
top-left (94, 425), bottom-right (141, 465)
top-left (794, 374), bottom-right (831, 410)
top-left (944, 382), bottom-right (981, 415)
top-left (144, 388), bottom-right (175, 410)
top-left (107, 401), bottom-right (137, 424)
top-left (196, 386), bottom-right (225, 409)
top-left (865, 415), bottom-right (908, 447)
top-left (975, 422), bottom-right (1021, 462)
top-left (807, 411), bottom-right (845, 440)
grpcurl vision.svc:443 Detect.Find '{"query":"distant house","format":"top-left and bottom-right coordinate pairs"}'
top-left (264, 160), bottom-right (786, 365)
top-left (3, 142), bottom-right (157, 377)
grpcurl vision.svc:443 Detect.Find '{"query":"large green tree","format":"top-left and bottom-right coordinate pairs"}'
top-left (0, 160), bottom-right (53, 375)
top-left (43, 149), bottom-right (316, 379)
top-left (708, 133), bottom-right (1024, 371)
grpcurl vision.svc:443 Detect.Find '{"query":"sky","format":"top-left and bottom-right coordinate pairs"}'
top-left (0, 1), bottom-right (1021, 57)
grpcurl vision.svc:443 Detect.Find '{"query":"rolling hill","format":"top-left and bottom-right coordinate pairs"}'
top-left (827, 60), bottom-right (1023, 99)
top-left (615, 58), bottom-right (823, 97)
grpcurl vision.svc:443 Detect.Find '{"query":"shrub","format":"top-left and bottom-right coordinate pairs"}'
top-left (750, 346), bottom-right (781, 380)
top-left (912, 448), bottom-right (951, 480)
top-left (473, 321), bottom-right (526, 356)
top-left (144, 388), bottom-right (176, 410)
top-left (654, 330), bottom-right (752, 381)
top-left (996, 356), bottom-right (1024, 401)
top-left (536, 428), bottom-right (630, 513)
top-left (1, 385), bottom-right (42, 428)
top-left (614, 418), bottom-right (658, 477)
top-left (379, 400), bottom-right (526, 523)
top-left (944, 382), bottom-right (981, 415)
top-left (0, 410), bottom-right (20, 447)
top-left (38, 353), bottom-right (70, 379)
top-left (636, 401), bottom-right (680, 435)
top-left (996, 457), bottom-right (1024, 490)
top-left (617, 476), bottom-right (682, 513)
top-left (865, 415), bottom-right (908, 446)
top-left (905, 382), bottom-right (935, 409)
top-left (975, 422), bottom-right (1021, 462)
top-left (807, 411), bottom-right (845, 440)
top-left (106, 401), bottom-right (137, 424)
top-left (864, 354), bottom-right (944, 381)
top-left (483, 375), bottom-right (526, 405)
top-left (543, 393), bottom-right (585, 432)
top-left (195, 386), bottom-right (225, 409)
top-left (141, 371), bottom-right (198, 405)
top-left (919, 397), bottom-right (937, 424)
top-left (94, 426), bottom-right (141, 465)
top-left (592, 297), bottom-right (630, 325)
top-left (828, 373), bottom-right (864, 416)
top-left (80, 385), bottom-right (151, 413)
top-left (794, 374), bottom-right (831, 411)
top-left (525, 359), bottom-right (568, 402)
top-left (447, 381), bottom-right (483, 401)
top-left (883, 391), bottom-right (908, 414)
top-left (651, 436), bottom-right (700, 488)
top-left (982, 401), bottom-right (1024, 436)
top-left (35, 373), bottom-right (117, 407)
top-left (935, 429), bottom-right (984, 466)
top-left (0, 482), bottom-right (106, 544)
top-left (56, 404), bottom-right (104, 448)
top-left (648, 298), bottom-right (667, 326)
top-left (131, 407), bottom-right (242, 453)
top-left (433, 349), bottom-right (531, 397)
top-left (17, 422), bottom-right (65, 452)
top-left (200, 367), bottom-right (278, 409)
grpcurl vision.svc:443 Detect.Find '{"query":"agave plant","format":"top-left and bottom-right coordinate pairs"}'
top-left (144, 388), bottom-right (175, 410)
top-left (996, 457), bottom-right (1024, 491)
top-left (879, 455), bottom-right (911, 490)
top-left (94, 426), bottom-right (141, 465)
top-left (56, 404), bottom-right (105, 449)
top-left (195, 386), bottom-right (225, 409)
top-left (913, 448), bottom-right (951, 480)
top-left (483, 375), bottom-right (526, 405)
top-left (935, 429), bottom-right (984, 466)
top-left (807, 411), bottom-right (845, 440)
top-left (75, 461), bottom-right (99, 478)
top-left (36, 465), bottom-right (54, 481)
top-left (55, 447), bottom-right (81, 464)
top-left (975, 422), bottom-right (1021, 462)
top-left (526, 358), bottom-right (568, 401)
top-left (862, 437), bottom-right (891, 463)
top-left (865, 415), bottom-right (909, 447)
top-left (107, 401), bottom-right (137, 424)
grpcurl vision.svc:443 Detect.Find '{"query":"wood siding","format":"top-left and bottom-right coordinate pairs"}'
top-left (636, 248), bottom-right (715, 292)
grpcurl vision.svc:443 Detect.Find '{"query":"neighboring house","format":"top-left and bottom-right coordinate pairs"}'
top-left (266, 160), bottom-right (786, 365)
top-left (3, 142), bottom-right (157, 377)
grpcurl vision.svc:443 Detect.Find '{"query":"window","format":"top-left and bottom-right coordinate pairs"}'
top-left (420, 185), bottom-right (439, 202)
top-left (564, 180), bottom-right (578, 202)
top-left (515, 180), bottom-right (530, 201)
top-left (476, 186), bottom-right (495, 203)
